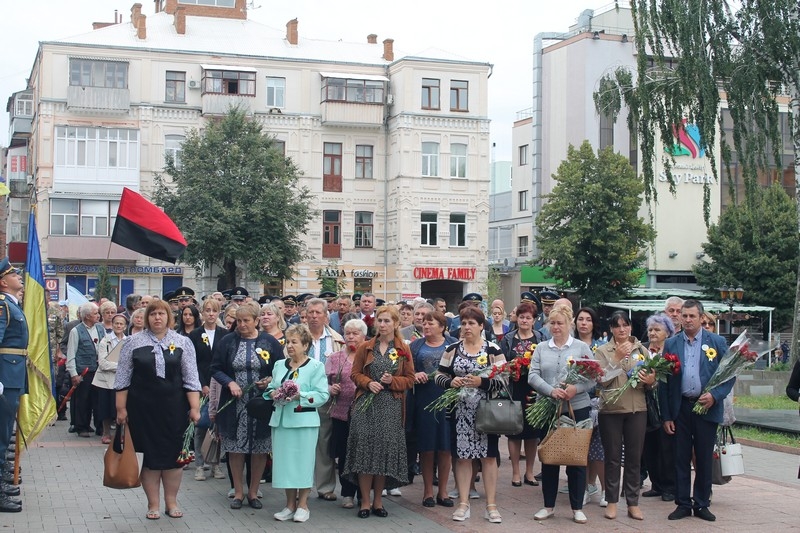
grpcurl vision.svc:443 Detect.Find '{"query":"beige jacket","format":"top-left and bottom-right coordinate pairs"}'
top-left (595, 337), bottom-right (649, 414)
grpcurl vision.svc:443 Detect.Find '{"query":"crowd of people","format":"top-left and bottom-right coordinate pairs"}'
top-left (2, 281), bottom-right (743, 525)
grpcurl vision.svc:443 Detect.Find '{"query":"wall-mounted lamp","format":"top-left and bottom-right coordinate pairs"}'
top-left (695, 252), bottom-right (706, 259)
top-left (668, 251), bottom-right (678, 258)
top-left (621, 34), bottom-right (628, 43)
top-left (593, 31), bottom-right (601, 40)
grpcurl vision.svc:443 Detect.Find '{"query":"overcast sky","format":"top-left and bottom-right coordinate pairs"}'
top-left (1, 0), bottom-right (606, 161)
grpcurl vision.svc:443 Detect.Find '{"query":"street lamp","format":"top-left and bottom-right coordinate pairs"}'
top-left (718, 285), bottom-right (744, 337)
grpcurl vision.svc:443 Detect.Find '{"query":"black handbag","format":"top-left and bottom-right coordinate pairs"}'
top-left (644, 389), bottom-right (662, 432)
top-left (245, 395), bottom-right (274, 421)
top-left (475, 382), bottom-right (523, 435)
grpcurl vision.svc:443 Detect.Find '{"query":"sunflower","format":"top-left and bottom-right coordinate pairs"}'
top-left (256, 348), bottom-right (270, 363)
top-left (705, 347), bottom-right (717, 361)
top-left (476, 355), bottom-right (488, 366)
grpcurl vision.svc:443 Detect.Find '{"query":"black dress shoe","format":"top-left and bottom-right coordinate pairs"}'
top-left (357, 508), bottom-right (370, 518)
top-left (661, 493), bottom-right (675, 502)
top-left (371, 507), bottom-right (388, 517)
top-left (67, 426), bottom-right (76, 433)
top-left (422, 497), bottom-right (435, 507)
top-left (642, 489), bottom-right (662, 497)
top-left (511, 480), bottom-right (522, 487)
top-left (668, 507), bottom-right (692, 520)
top-left (0, 495), bottom-right (21, 513)
top-left (1, 482), bottom-right (19, 496)
top-left (523, 475), bottom-right (539, 486)
top-left (1, 473), bottom-right (19, 485)
top-left (694, 507), bottom-right (716, 521)
top-left (436, 496), bottom-right (454, 507)
top-left (534, 472), bottom-right (543, 481)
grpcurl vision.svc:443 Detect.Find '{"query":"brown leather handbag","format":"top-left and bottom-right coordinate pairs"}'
top-left (103, 424), bottom-right (141, 489)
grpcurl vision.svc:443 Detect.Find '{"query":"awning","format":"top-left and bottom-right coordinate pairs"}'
top-left (320, 71), bottom-right (389, 82)
top-left (200, 64), bottom-right (257, 73)
top-left (605, 300), bottom-right (774, 313)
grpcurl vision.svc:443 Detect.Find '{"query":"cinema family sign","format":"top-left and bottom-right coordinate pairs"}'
top-left (413, 267), bottom-right (477, 281)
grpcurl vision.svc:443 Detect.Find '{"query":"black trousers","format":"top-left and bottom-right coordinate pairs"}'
top-left (331, 418), bottom-right (359, 498)
top-left (541, 406), bottom-right (590, 509)
top-left (71, 372), bottom-right (97, 432)
top-left (674, 397), bottom-right (717, 510)
top-left (643, 426), bottom-right (675, 494)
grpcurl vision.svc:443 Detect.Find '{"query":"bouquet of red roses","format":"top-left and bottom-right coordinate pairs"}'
top-left (692, 330), bottom-right (775, 414)
top-left (525, 357), bottom-right (604, 431)
top-left (603, 353), bottom-right (680, 404)
top-left (425, 358), bottom-right (507, 413)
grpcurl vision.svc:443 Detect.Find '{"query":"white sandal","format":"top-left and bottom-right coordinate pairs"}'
top-left (485, 504), bottom-right (502, 523)
top-left (452, 502), bottom-right (470, 521)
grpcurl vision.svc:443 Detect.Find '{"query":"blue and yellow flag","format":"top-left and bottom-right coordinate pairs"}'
top-left (18, 210), bottom-right (57, 444)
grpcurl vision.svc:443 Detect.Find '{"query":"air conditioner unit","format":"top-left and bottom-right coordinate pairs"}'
top-left (188, 80), bottom-right (199, 89)
top-left (386, 94), bottom-right (394, 105)
top-left (26, 174), bottom-right (34, 185)
top-left (503, 257), bottom-right (516, 268)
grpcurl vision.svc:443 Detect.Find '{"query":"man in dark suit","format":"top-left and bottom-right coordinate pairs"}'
top-left (660, 299), bottom-right (732, 522)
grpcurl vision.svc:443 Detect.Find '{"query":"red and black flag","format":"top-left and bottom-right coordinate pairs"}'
top-left (111, 187), bottom-right (187, 264)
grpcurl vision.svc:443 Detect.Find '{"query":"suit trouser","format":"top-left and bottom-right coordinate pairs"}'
top-left (0, 387), bottom-right (21, 470)
top-left (643, 426), bottom-right (676, 494)
top-left (599, 411), bottom-right (647, 506)
top-left (72, 372), bottom-right (97, 432)
top-left (314, 408), bottom-right (337, 494)
top-left (674, 397), bottom-right (717, 510)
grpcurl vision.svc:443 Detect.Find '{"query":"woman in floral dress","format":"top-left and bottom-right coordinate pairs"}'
top-left (344, 306), bottom-right (415, 519)
top-left (434, 306), bottom-right (507, 524)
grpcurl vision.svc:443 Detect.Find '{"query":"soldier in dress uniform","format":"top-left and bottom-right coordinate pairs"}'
top-left (0, 258), bottom-right (28, 512)
top-left (281, 295), bottom-right (300, 325)
top-left (174, 286), bottom-right (195, 309)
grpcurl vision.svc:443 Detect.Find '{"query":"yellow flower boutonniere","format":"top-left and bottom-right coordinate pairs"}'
top-left (705, 347), bottom-right (717, 361)
top-left (168, 342), bottom-right (175, 355)
top-left (201, 333), bottom-right (209, 346)
top-left (292, 370), bottom-right (299, 380)
top-left (278, 338), bottom-right (285, 346)
top-left (567, 356), bottom-right (574, 365)
top-left (476, 355), bottom-right (488, 366)
top-left (388, 349), bottom-right (399, 362)
top-left (256, 347), bottom-right (270, 363)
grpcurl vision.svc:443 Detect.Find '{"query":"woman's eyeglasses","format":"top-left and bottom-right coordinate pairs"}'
top-left (701, 321), bottom-right (711, 326)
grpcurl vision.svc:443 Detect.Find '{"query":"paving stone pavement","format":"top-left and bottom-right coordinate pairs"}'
top-left (3, 419), bottom-right (800, 532)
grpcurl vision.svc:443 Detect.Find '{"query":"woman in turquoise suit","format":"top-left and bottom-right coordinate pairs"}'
top-left (268, 324), bottom-right (330, 523)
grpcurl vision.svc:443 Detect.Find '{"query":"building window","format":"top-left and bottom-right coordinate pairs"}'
top-left (422, 78), bottom-right (440, 110)
top-left (450, 80), bottom-right (468, 111)
top-left (355, 145), bottom-right (373, 179)
top-left (518, 236), bottom-right (529, 257)
top-left (422, 142), bottom-right (439, 177)
top-left (165, 71), bottom-right (185, 103)
top-left (599, 112), bottom-right (614, 150)
top-left (518, 190), bottom-right (528, 211)
top-left (14, 93), bottom-right (33, 117)
top-left (55, 126), bottom-right (139, 169)
top-left (69, 59), bottom-right (128, 89)
top-left (519, 144), bottom-right (528, 165)
top-left (421, 212), bottom-right (438, 246)
top-left (321, 77), bottom-right (384, 104)
top-left (165, 135), bottom-right (185, 169)
top-left (322, 210), bottom-right (341, 258)
top-left (450, 143), bottom-right (467, 178)
top-left (50, 198), bottom-right (119, 237)
top-left (449, 213), bottom-right (466, 247)
top-left (354, 277), bottom-right (373, 293)
top-left (323, 142), bottom-right (343, 192)
top-left (179, 0), bottom-right (234, 5)
top-left (355, 211), bottom-right (373, 248)
top-left (272, 140), bottom-right (286, 156)
top-left (266, 77), bottom-right (285, 107)
top-left (202, 69), bottom-right (256, 96)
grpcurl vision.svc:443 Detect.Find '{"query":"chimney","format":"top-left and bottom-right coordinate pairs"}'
top-left (382, 38), bottom-right (394, 61)
top-left (131, 3), bottom-right (142, 26)
top-left (137, 14), bottom-right (147, 39)
top-left (367, 34), bottom-right (377, 44)
top-left (286, 18), bottom-right (298, 45)
top-left (174, 6), bottom-right (186, 35)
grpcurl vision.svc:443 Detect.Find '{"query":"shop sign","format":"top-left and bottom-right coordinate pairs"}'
top-left (45, 264), bottom-right (183, 275)
top-left (413, 267), bottom-right (477, 281)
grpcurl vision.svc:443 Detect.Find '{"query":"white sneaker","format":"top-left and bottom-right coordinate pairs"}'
top-left (256, 489), bottom-right (263, 498)
top-left (469, 489), bottom-right (480, 499)
top-left (586, 484), bottom-right (599, 496)
top-left (293, 507), bottom-right (310, 522)
top-left (599, 491), bottom-right (608, 508)
top-left (558, 484), bottom-right (570, 494)
top-left (583, 490), bottom-right (591, 505)
top-left (573, 510), bottom-right (587, 524)
top-left (389, 488), bottom-right (402, 496)
top-left (194, 466), bottom-right (206, 481)
top-left (212, 465), bottom-right (226, 479)
top-left (381, 489), bottom-right (387, 496)
top-left (534, 508), bottom-right (555, 521)
top-left (448, 488), bottom-right (459, 499)
top-left (274, 507), bottom-right (295, 521)
top-left (228, 488), bottom-right (235, 498)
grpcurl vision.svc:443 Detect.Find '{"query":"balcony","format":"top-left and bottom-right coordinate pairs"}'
top-left (7, 117), bottom-right (32, 147)
top-left (321, 101), bottom-right (384, 128)
top-left (201, 94), bottom-right (253, 116)
top-left (67, 86), bottom-right (130, 113)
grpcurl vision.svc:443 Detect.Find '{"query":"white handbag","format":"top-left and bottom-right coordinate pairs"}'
top-left (719, 426), bottom-right (745, 477)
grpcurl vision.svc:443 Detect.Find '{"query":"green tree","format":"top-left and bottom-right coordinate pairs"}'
top-left (154, 108), bottom-right (314, 288)
top-left (694, 185), bottom-right (799, 330)
top-left (93, 265), bottom-right (114, 302)
top-left (317, 261), bottom-right (347, 295)
top-left (535, 141), bottom-right (655, 306)
top-left (594, 0), bottom-right (800, 361)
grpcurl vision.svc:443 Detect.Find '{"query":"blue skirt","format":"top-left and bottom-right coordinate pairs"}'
top-left (271, 425), bottom-right (318, 489)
